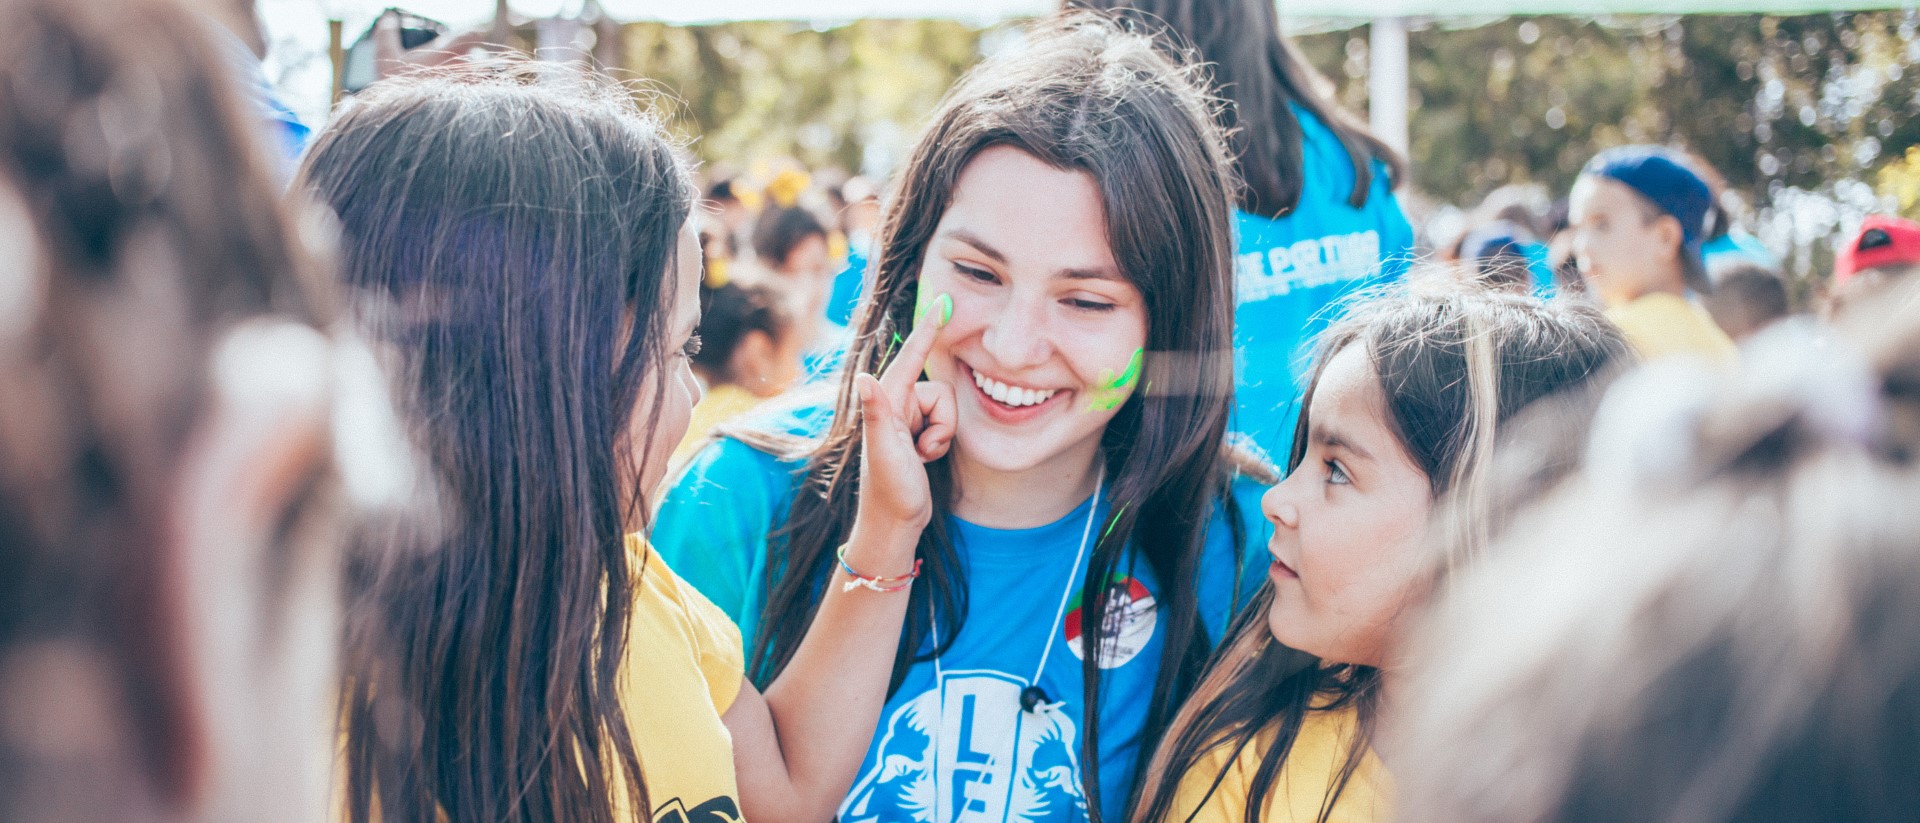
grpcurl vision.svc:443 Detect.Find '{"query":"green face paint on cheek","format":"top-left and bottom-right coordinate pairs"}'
top-left (1086, 347), bottom-right (1144, 412)
top-left (913, 287), bottom-right (952, 330)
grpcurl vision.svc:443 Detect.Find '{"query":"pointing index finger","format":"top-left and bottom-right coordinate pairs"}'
top-left (877, 292), bottom-right (948, 400)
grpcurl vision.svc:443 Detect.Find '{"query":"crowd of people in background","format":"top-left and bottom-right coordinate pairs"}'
top-left (3, 0), bottom-right (1919, 822)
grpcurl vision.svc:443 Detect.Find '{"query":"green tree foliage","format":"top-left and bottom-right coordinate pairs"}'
top-left (617, 12), bottom-right (1920, 272)
top-left (620, 19), bottom-right (982, 174)
top-left (1292, 12), bottom-right (1920, 214)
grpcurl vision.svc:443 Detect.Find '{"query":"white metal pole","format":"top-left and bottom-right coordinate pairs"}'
top-left (1369, 16), bottom-right (1410, 158)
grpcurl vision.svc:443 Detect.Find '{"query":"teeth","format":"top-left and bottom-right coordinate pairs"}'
top-left (971, 369), bottom-right (1057, 408)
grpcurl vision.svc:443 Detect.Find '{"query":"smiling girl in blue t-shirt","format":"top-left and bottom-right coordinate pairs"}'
top-left (654, 17), bottom-right (1270, 823)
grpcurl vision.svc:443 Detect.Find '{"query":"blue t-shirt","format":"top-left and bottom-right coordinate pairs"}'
top-left (1702, 231), bottom-right (1779, 272)
top-left (826, 247), bottom-right (869, 328)
top-left (653, 409), bottom-right (1271, 823)
top-left (1232, 106), bottom-right (1416, 462)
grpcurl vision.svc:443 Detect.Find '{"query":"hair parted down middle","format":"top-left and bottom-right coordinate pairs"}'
top-left (1133, 282), bottom-right (1632, 823)
top-left (732, 13), bottom-right (1246, 820)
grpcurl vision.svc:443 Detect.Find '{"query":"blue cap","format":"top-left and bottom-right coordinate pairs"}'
top-left (1582, 146), bottom-right (1714, 292)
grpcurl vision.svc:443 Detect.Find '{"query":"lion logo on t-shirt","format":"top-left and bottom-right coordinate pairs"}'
top-left (839, 670), bottom-right (1088, 823)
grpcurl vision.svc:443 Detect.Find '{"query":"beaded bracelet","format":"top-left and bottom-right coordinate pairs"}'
top-left (836, 545), bottom-right (922, 593)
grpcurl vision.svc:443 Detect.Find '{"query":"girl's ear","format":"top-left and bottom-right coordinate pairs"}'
top-left (729, 329), bottom-right (783, 398)
top-left (1653, 214), bottom-right (1687, 259)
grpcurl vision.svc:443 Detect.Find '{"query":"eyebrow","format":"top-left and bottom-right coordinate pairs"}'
top-left (1312, 426), bottom-right (1376, 463)
top-left (937, 228), bottom-right (1123, 282)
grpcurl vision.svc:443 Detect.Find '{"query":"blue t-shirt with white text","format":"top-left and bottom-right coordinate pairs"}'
top-left (651, 407), bottom-right (1270, 823)
top-left (1232, 106), bottom-right (1416, 462)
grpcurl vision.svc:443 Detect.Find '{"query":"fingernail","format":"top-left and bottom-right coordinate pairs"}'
top-left (935, 293), bottom-right (953, 327)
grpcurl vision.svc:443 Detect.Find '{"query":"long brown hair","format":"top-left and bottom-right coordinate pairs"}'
top-left (738, 14), bottom-right (1241, 820)
top-left (1133, 285), bottom-right (1631, 823)
top-left (1069, 0), bottom-right (1406, 217)
top-left (304, 68), bottom-right (693, 822)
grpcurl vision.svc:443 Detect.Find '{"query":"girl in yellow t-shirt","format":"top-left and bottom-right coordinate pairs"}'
top-left (309, 67), bottom-right (954, 823)
top-left (1132, 285), bottom-right (1632, 823)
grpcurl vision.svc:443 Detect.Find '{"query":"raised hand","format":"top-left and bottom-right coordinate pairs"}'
top-left (371, 11), bottom-right (492, 81)
top-left (853, 298), bottom-right (956, 535)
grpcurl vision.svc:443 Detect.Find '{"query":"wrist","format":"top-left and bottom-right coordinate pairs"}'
top-left (834, 544), bottom-right (921, 593)
top-left (844, 519), bottom-right (923, 574)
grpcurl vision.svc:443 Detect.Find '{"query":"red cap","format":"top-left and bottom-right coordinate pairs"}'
top-left (1835, 215), bottom-right (1920, 284)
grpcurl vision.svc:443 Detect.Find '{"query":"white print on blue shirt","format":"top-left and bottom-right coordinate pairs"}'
top-left (1235, 229), bottom-right (1383, 304)
top-left (839, 670), bottom-right (1088, 823)
top-left (838, 572), bottom-right (1163, 823)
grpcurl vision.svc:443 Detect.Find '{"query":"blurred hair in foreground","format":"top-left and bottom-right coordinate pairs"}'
top-left (1394, 282), bottom-right (1920, 822)
top-left (0, 0), bottom-right (390, 820)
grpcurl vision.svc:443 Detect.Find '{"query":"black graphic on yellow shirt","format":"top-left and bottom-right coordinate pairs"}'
top-left (653, 796), bottom-right (743, 823)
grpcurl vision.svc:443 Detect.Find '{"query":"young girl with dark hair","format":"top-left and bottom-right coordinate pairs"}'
top-left (1069, 0), bottom-right (1417, 464)
top-left (304, 68), bottom-right (951, 823)
top-left (654, 16), bottom-right (1270, 823)
top-left (1133, 285), bottom-right (1630, 823)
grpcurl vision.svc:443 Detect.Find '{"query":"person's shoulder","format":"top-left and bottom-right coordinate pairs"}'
top-left (1289, 102), bottom-right (1335, 142)
top-left (1289, 104), bottom-right (1361, 196)
top-left (1167, 732), bottom-right (1261, 823)
top-left (623, 535), bottom-right (746, 714)
top-left (660, 397), bottom-right (826, 541)
top-left (1186, 703), bottom-right (1387, 823)
top-left (1288, 103), bottom-right (1405, 216)
top-left (1605, 293), bottom-right (1734, 359)
top-left (677, 390), bottom-right (835, 484)
top-left (1291, 700), bottom-right (1392, 822)
top-left (671, 434), bottom-right (798, 502)
top-left (731, 384), bottom-right (838, 442)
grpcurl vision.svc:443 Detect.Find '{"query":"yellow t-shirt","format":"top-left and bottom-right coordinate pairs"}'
top-left (1168, 701), bottom-right (1390, 823)
top-left (1604, 292), bottom-right (1737, 362)
top-left (672, 384), bottom-right (766, 468)
top-left (333, 539), bottom-right (745, 823)
top-left (617, 535), bottom-right (746, 823)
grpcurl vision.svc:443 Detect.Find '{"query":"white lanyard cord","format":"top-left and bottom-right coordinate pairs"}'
top-left (928, 468), bottom-right (1105, 704)
top-left (1029, 469), bottom-right (1103, 695)
top-left (919, 470), bottom-right (1105, 822)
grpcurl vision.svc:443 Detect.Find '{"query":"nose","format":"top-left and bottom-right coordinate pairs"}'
top-left (1261, 478), bottom-right (1299, 531)
top-left (978, 292), bottom-right (1051, 370)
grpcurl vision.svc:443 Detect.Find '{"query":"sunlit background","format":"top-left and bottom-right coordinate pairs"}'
top-left (259, 1), bottom-right (1920, 287)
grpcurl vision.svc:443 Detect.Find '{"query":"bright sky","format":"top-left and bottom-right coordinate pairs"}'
top-left (256, 0), bottom-right (1051, 125)
top-left (255, 0), bottom-right (1886, 127)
